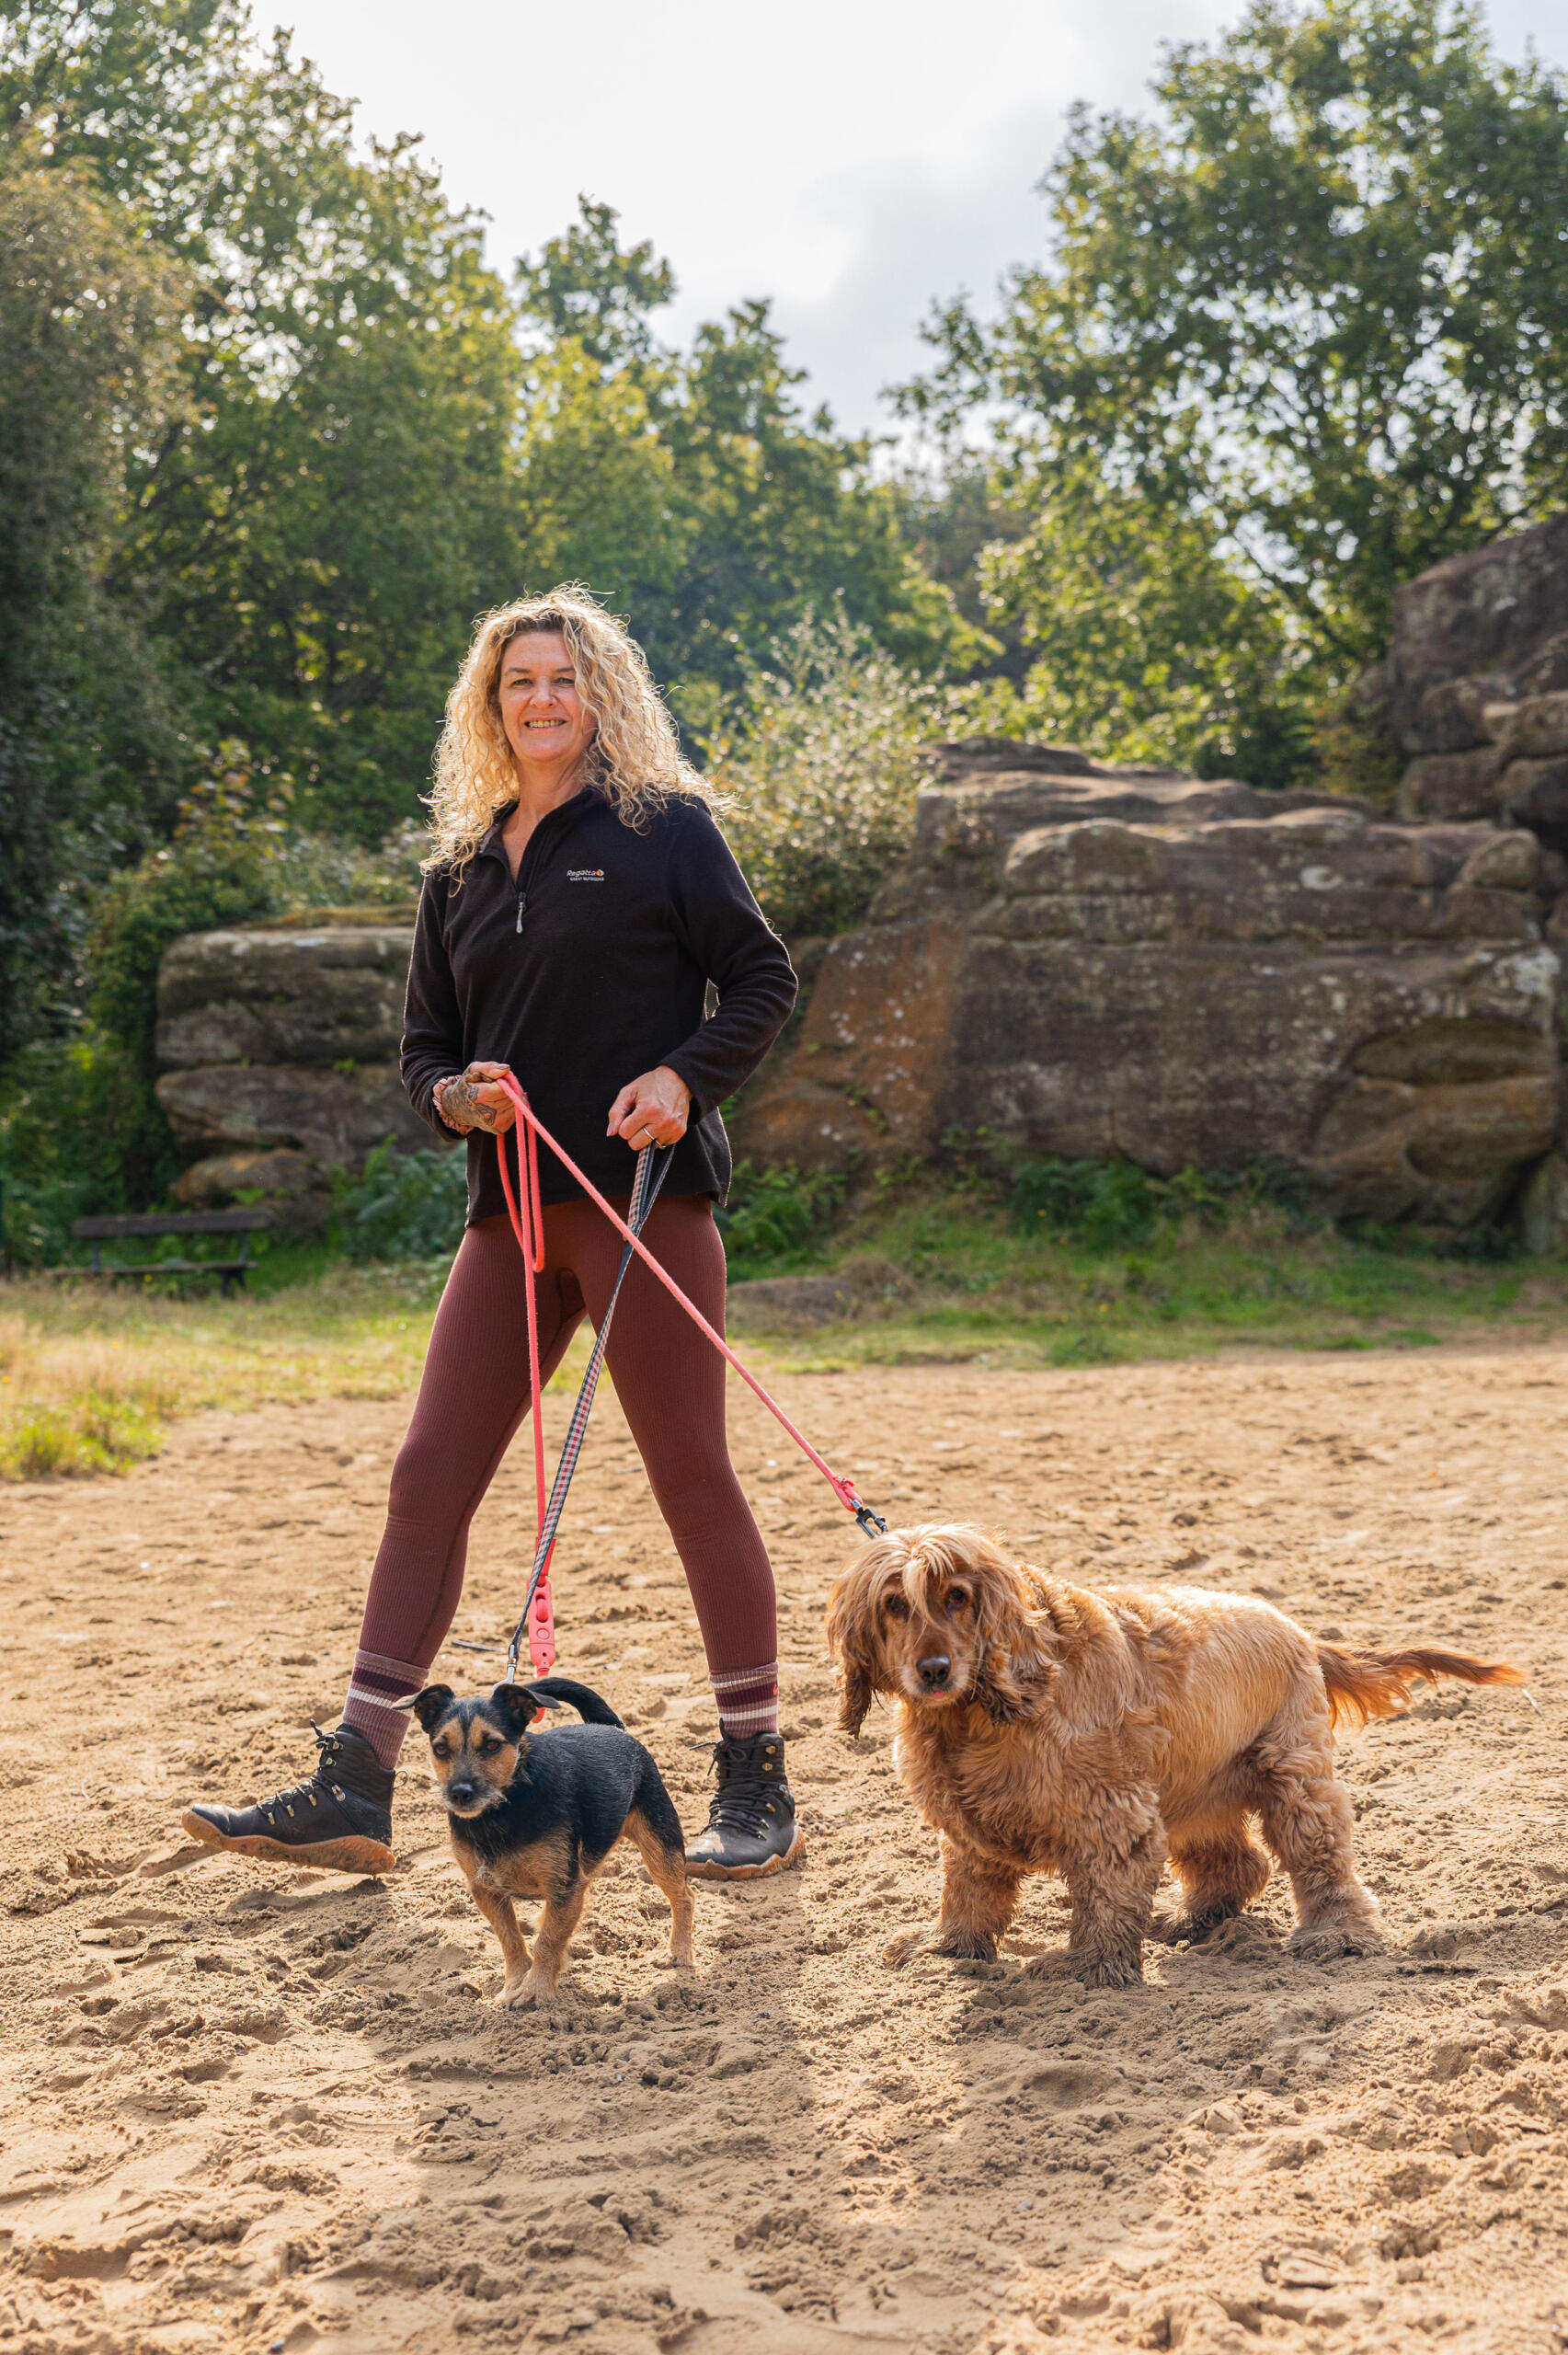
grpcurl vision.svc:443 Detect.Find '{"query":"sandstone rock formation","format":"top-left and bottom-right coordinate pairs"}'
top-left (738, 753), bottom-right (1562, 1229)
top-left (156, 918), bottom-right (412, 1070)
top-left (1354, 511), bottom-right (1568, 844)
top-left (155, 914), bottom-right (431, 1214)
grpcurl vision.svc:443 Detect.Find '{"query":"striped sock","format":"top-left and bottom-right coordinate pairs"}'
top-left (340, 1647), bottom-right (428, 1769)
top-left (710, 1660), bottom-right (780, 1740)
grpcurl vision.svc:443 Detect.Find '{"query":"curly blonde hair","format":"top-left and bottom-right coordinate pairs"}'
top-left (426, 584), bottom-right (714, 874)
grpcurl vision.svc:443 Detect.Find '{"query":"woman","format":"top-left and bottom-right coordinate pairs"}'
top-left (185, 588), bottom-right (801, 1882)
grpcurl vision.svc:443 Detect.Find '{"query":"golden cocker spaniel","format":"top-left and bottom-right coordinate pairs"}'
top-left (826, 1524), bottom-right (1524, 1986)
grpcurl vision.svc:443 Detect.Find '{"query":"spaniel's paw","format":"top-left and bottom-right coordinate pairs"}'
top-left (1073, 1947), bottom-right (1146, 1990)
top-left (498, 1972), bottom-right (558, 2011)
top-left (884, 1926), bottom-right (998, 1968)
top-left (1027, 1945), bottom-right (1143, 1987)
top-left (1151, 1905), bottom-right (1260, 1948)
top-left (1289, 1919), bottom-right (1384, 1964)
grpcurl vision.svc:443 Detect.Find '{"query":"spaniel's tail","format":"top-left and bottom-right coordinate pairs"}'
top-left (1318, 1641), bottom-right (1526, 1729)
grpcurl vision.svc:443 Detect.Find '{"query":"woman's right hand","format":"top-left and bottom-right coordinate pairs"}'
top-left (435, 1061), bottom-right (517, 1135)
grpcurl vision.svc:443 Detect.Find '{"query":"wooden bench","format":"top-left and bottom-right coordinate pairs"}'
top-left (71, 1209), bottom-right (273, 1294)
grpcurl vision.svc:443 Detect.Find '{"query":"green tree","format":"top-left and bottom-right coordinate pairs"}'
top-left (0, 158), bottom-right (187, 1055)
top-left (5, 0), bottom-right (526, 845)
top-left (964, 465), bottom-right (1316, 782)
top-left (514, 201), bottom-right (986, 713)
top-left (907, 0), bottom-right (1568, 757)
top-left (514, 194), bottom-right (676, 369)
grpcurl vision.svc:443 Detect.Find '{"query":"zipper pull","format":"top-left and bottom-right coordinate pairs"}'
top-left (515, 890), bottom-right (526, 936)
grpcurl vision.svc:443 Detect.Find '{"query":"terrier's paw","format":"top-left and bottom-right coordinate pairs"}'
top-left (882, 1928), bottom-right (933, 1968)
top-left (1289, 1920), bottom-right (1384, 1964)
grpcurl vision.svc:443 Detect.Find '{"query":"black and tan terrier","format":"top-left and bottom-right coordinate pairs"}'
top-left (401, 1675), bottom-right (694, 2007)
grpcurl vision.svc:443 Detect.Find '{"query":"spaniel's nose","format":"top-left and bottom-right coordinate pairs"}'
top-left (917, 1654), bottom-right (951, 1691)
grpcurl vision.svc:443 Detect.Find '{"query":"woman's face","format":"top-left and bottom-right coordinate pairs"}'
top-left (497, 630), bottom-right (595, 778)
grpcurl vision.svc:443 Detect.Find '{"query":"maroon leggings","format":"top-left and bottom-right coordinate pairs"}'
top-left (357, 1196), bottom-right (777, 1680)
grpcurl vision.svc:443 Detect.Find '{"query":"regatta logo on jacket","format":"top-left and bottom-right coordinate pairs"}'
top-left (567, 868), bottom-right (605, 881)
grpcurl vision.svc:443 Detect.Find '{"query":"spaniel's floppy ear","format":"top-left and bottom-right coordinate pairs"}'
top-left (487, 1681), bottom-right (544, 1735)
top-left (396, 1683), bottom-right (458, 1735)
top-left (825, 1572), bottom-right (878, 1739)
top-left (969, 1554), bottom-right (1054, 1725)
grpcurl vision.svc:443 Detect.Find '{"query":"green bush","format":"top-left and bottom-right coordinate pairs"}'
top-left (716, 1158), bottom-right (846, 1276)
top-left (341, 1141), bottom-right (468, 1263)
top-left (1009, 1155), bottom-right (1322, 1254)
top-left (1, 751), bottom-right (432, 1228)
top-left (1010, 1158), bottom-right (1162, 1252)
top-left (80, 748), bottom-right (295, 1205)
top-left (0, 1033), bottom-right (154, 1267)
top-left (711, 609), bottom-right (955, 939)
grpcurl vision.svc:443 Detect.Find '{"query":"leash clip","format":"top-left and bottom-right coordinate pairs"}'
top-left (853, 1499), bottom-right (887, 1540)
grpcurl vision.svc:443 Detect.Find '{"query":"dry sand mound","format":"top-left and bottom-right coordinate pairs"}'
top-left (1, 1347), bottom-right (1565, 2353)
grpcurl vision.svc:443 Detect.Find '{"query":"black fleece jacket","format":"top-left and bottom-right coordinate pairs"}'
top-left (400, 788), bottom-right (796, 1222)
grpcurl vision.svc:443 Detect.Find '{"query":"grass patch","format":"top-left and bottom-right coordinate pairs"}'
top-left (5, 1168), bottom-right (1567, 1480)
top-left (0, 1263), bottom-right (595, 1480)
top-left (725, 1172), bottom-right (1568, 1372)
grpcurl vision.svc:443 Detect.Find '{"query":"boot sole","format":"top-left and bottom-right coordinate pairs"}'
top-left (685, 1822), bottom-right (806, 1882)
top-left (180, 1810), bottom-right (395, 1877)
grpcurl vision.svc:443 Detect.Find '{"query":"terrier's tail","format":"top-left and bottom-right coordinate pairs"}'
top-left (526, 1675), bottom-right (625, 1728)
top-left (1318, 1641), bottom-right (1526, 1729)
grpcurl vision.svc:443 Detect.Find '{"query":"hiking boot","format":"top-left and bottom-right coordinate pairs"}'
top-left (685, 1732), bottom-right (805, 1880)
top-left (182, 1723), bottom-right (395, 1876)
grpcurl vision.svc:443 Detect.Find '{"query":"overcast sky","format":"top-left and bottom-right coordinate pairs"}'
top-left (272, 0), bottom-right (1561, 436)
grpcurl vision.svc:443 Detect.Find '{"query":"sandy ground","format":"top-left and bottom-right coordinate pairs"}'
top-left (1, 1342), bottom-right (1566, 2355)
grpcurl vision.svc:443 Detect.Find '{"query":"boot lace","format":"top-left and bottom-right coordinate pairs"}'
top-left (255, 1724), bottom-right (346, 1828)
top-left (703, 1739), bottom-right (784, 1836)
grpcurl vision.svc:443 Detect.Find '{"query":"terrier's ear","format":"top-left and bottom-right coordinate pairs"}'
top-left (488, 1681), bottom-right (544, 1734)
top-left (398, 1683), bottom-right (457, 1735)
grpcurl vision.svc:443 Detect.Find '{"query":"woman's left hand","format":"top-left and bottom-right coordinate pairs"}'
top-left (607, 1065), bottom-right (692, 1150)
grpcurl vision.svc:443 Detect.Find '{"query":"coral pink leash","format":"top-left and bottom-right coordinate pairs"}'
top-left (493, 1077), bottom-right (886, 1677)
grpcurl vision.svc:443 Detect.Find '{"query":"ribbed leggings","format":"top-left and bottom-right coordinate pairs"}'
top-left (355, 1196), bottom-right (777, 1693)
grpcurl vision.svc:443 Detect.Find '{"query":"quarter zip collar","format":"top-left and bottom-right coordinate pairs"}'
top-left (476, 787), bottom-right (598, 874)
top-left (481, 787), bottom-right (600, 936)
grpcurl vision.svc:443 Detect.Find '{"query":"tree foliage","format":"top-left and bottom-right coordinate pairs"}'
top-left (0, 157), bottom-right (188, 1055)
top-left (962, 468), bottom-right (1315, 782)
top-left (0, 0), bottom-right (977, 1078)
top-left (511, 208), bottom-right (984, 718)
top-left (907, 0), bottom-right (1568, 770)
